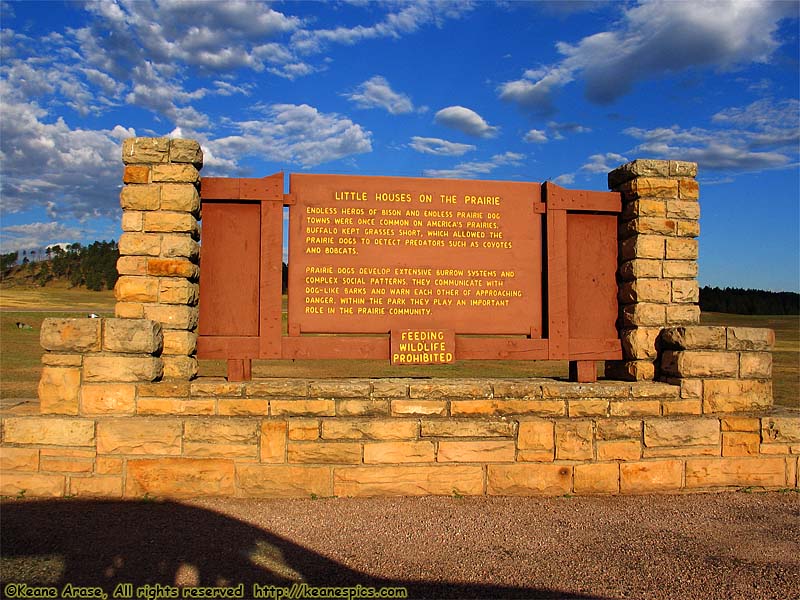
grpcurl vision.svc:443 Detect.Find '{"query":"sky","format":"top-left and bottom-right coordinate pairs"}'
top-left (0, 0), bottom-right (798, 292)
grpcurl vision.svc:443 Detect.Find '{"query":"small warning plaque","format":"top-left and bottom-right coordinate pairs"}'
top-left (391, 329), bottom-right (455, 365)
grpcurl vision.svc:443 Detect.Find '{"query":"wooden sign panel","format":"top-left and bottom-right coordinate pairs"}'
top-left (288, 174), bottom-right (542, 336)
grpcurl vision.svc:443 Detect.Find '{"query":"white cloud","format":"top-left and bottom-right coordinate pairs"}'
top-left (553, 173), bottom-right (575, 185)
top-left (524, 129), bottom-right (548, 143)
top-left (0, 222), bottom-right (83, 253)
top-left (423, 152), bottom-right (524, 179)
top-left (205, 104), bottom-right (372, 169)
top-left (409, 137), bottom-right (475, 156)
top-left (346, 76), bottom-right (414, 114)
top-left (547, 121), bottom-right (591, 139)
top-left (434, 106), bottom-right (499, 138)
top-left (500, 0), bottom-right (796, 112)
top-left (581, 152), bottom-right (629, 173)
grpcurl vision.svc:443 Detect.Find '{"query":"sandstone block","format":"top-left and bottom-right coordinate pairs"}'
top-left (41, 318), bottom-right (101, 353)
top-left (722, 432), bottom-right (760, 457)
top-left (40, 451), bottom-right (94, 473)
top-left (739, 352), bottom-right (772, 379)
top-left (119, 232), bottom-right (161, 256)
top-left (666, 304), bottom-right (700, 325)
top-left (721, 416), bottom-right (760, 432)
top-left (245, 380), bottom-right (308, 397)
top-left (672, 280), bottom-right (699, 303)
top-left (703, 380), bottom-right (772, 413)
top-left (288, 442), bottom-right (362, 464)
top-left (574, 463), bottom-right (619, 494)
top-left (162, 355), bottom-right (198, 379)
top-left (608, 159), bottom-right (671, 188)
top-left (619, 259), bottom-right (663, 281)
top-left (120, 185), bottom-right (160, 210)
top-left (676, 220), bottom-right (700, 238)
top-left (409, 380), bottom-right (492, 399)
top-left (619, 280), bottom-right (671, 304)
top-left (726, 327), bottom-right (775, 351)
top-left (123, 165), bottom-right (150, 184)
top-left (97, 418), bottom-right (181, 455)
top-left (334, 465), bottom-right (484, 497)
top-left (666, 200), bottom-right (700, 220)
top-left (238, 465), bottom-right (332, 498)
top-left (0, 472), bottom-right (64, 497)
top-left (324, 419), bottom-right (418, 440)
top-left (185, 442), bottom-right (257, 459)
top-left (622, 303), bottom-right (666, 327)
top-left (4, 417), bottom-right (95, 446)
top-left (596, 419), bottom-right (642, 440)
top-left (70, 477), bottom-right (123, 498)
top-left (555, 421), bottom-right (593, 460)
top-left (126, 458), bottom-right (235, 497)
top-left (670, 162), bottom-right (698, 178)
top-left (160, 234), bottom-right (200, 259)
top-left (143, 304), bottom-right (199, 330)
top-left (629, 382), bottom-right (680, 399)
top-left (117, 256), bottom-right (148, 276)
top-left (185, 419), bottom-right (257, 444)
top-left (660, 351), bottom-right (739, 378)
top-left (661, 399), bottom-right (702, 415)
top-left (146, 258), bottom-right (199, 279)
top-left (492, 380), bottom-right (543, 398)
top-left (270, 399), bottom-right (335, 416)
top-left (762, 417), bottom-right (800, 444)
top-left (336, 399), bottom-right (389, 417)
top-left (169, 139), bottom-right (203, 164)
top-left (80, 383), bottom-right (136, 416)
top-left (363, 441), bottom-right (435, 463)
top-left (610, 400), bottom-right (661, 416)
top-left (620, 460), bottom-right (682, 492)
top-left (309, 380), bottom-right (370, 399)
top-left (261, 421), bottom-right (287, 463)
top-left (83, 356), bottom-right (162, 382)
top-left (542, 382), bottom-right (630, 399)
top-left (621, 198), bottom-right (666, 221)
top-left (143, 212), bottom-right (197, 234)
top-left (121, 211), bottom-right (143, 232)
top-left (391, 400), bottom-right (447, 416)
top-left (162, 330), bottom-right (197, 355)
top-left (103, 318), bottom-right (162, 354)
top-left (661, 260), bottom-right (697, 279)
top-left (438, 440), bottom-right (515, 463)
top-left (114, 276), bottom-right (159, 303)
top-left (684, 457), bottom-right (786, 488)
top-left (41, 353), bottom-right (82, 367)
top-left (138, 398), bottom-right (215, 416)
top-left (665, 238), bottom-right (698, 260)
top-left (644, 418), bottom-right (720, 447)
top-left (568, 400), bottom-right (609, 417)
top-left (621, 328), bottom-right (661, 360)
top-left (193, 380), bottom-right (244, 397)
top-left (597, 440), bottom-right (641, 461)
top-left (487, 464), bottom-right (572, 496)
top-left (371, 380), bottom-right (409, 398)
top-left (619, 217), bottom-right (677, 237)
top-left (659, 326), bottom-right (724, 351)
top-left (288, 420), bottom-right (320, 441)
top-left (517, 419), bottom-right (554, 461)
top-left (160, 184), bottom-right (200, 212)
top-left (604, 360), bottom-right (655, 382)
top-left (678, 178), bottom-right (699, 199)
top-left (421, 420), bottom-right (514, 438)
top-left (151, 164), bottom-right (199, 183)
top-left (451, 399), bottom-right (549, 416)
top-left (115, 303), bottom-right (143, 319)
top-left (138, 382), bottom-right (190, 397)
top-left (0, 447), bottom-right (39, 471)
top-left (619, 177), bottom-right (679, 200)
top-left (122, 137), bottom-right (169, 164)
top-left (159, 279), bottom-right (199, 305)
top-left (38, 366), bottom-right (81, 415)
top-left (216, 398), bottom-right (268, 416)
top-left (620, 235), bottom-right (666, 261)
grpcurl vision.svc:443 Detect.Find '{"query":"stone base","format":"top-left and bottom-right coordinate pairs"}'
top-left (2, 378), bottom-right (797, 498)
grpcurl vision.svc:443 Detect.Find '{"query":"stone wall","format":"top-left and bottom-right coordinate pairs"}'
top-left (1, 137), bottom-right (797, 499)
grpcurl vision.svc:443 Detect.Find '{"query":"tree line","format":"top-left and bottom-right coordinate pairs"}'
top-left (699, 286), bottom-right (798, 315)
top-left (0, 241), bottom-right (119, 291)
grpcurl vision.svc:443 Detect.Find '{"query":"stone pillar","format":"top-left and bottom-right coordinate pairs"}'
top-left (116, 138), bottom-right (202, 380)
top-left (605, 160), bottom-right (700, 381)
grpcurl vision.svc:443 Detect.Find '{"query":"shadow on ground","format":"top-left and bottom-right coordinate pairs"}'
top-left (0, 499), bottom-right (606, 600)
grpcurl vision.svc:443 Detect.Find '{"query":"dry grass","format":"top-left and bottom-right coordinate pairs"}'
top-left (1, 287), bottom-right (796, 408)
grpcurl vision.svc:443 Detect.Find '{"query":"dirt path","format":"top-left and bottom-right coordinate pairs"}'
top-left (2, 492), bottom-right (798, 599)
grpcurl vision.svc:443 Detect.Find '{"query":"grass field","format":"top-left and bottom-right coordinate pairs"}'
top-left (1, 287), bottom-right (796, 408)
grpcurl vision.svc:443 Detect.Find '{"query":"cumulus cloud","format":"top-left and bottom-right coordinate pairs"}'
top-left (500, 0), bottom-right (796, 112)
top-left (434, 106), bottom-right (499, 138)
top-left (346, 76), bottom-right (414, 114)
top-left (0, 222), bottom-right (84, 253)
top-left (409, 137), bottom-right (475, 156)
top-left (423, 152), bottom-right (524, 179)
top-left (205, 104), bottom-right (372, 169)
top-left (523, 129), bottom-right (548, 143)
top-left (581, 152), bottom-right (629, 173)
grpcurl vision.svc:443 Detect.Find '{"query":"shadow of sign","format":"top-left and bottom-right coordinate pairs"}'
top-left (0, 500), bottom-right (609, 599)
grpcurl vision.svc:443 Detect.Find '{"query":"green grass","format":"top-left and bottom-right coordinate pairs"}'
top-left (1, 287), bottom-right (797, 408)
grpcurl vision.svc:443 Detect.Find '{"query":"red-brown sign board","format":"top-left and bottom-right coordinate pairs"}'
top-left (288, 174), bottom-right (542, 337)
top-left (391, 329), bottom-right (455, 365)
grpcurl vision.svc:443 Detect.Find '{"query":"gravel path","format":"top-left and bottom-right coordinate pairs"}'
top-left (2, 492), bottom-right (798, 599)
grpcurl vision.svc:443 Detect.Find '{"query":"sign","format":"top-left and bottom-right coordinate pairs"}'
top-left (288, 174), bottom-right (542, 337)
top-left (391, 329), bottom-right (455, 365)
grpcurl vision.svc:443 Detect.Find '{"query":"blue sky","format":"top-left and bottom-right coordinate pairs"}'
top-left (1, 0), bottom-right (798, 291)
